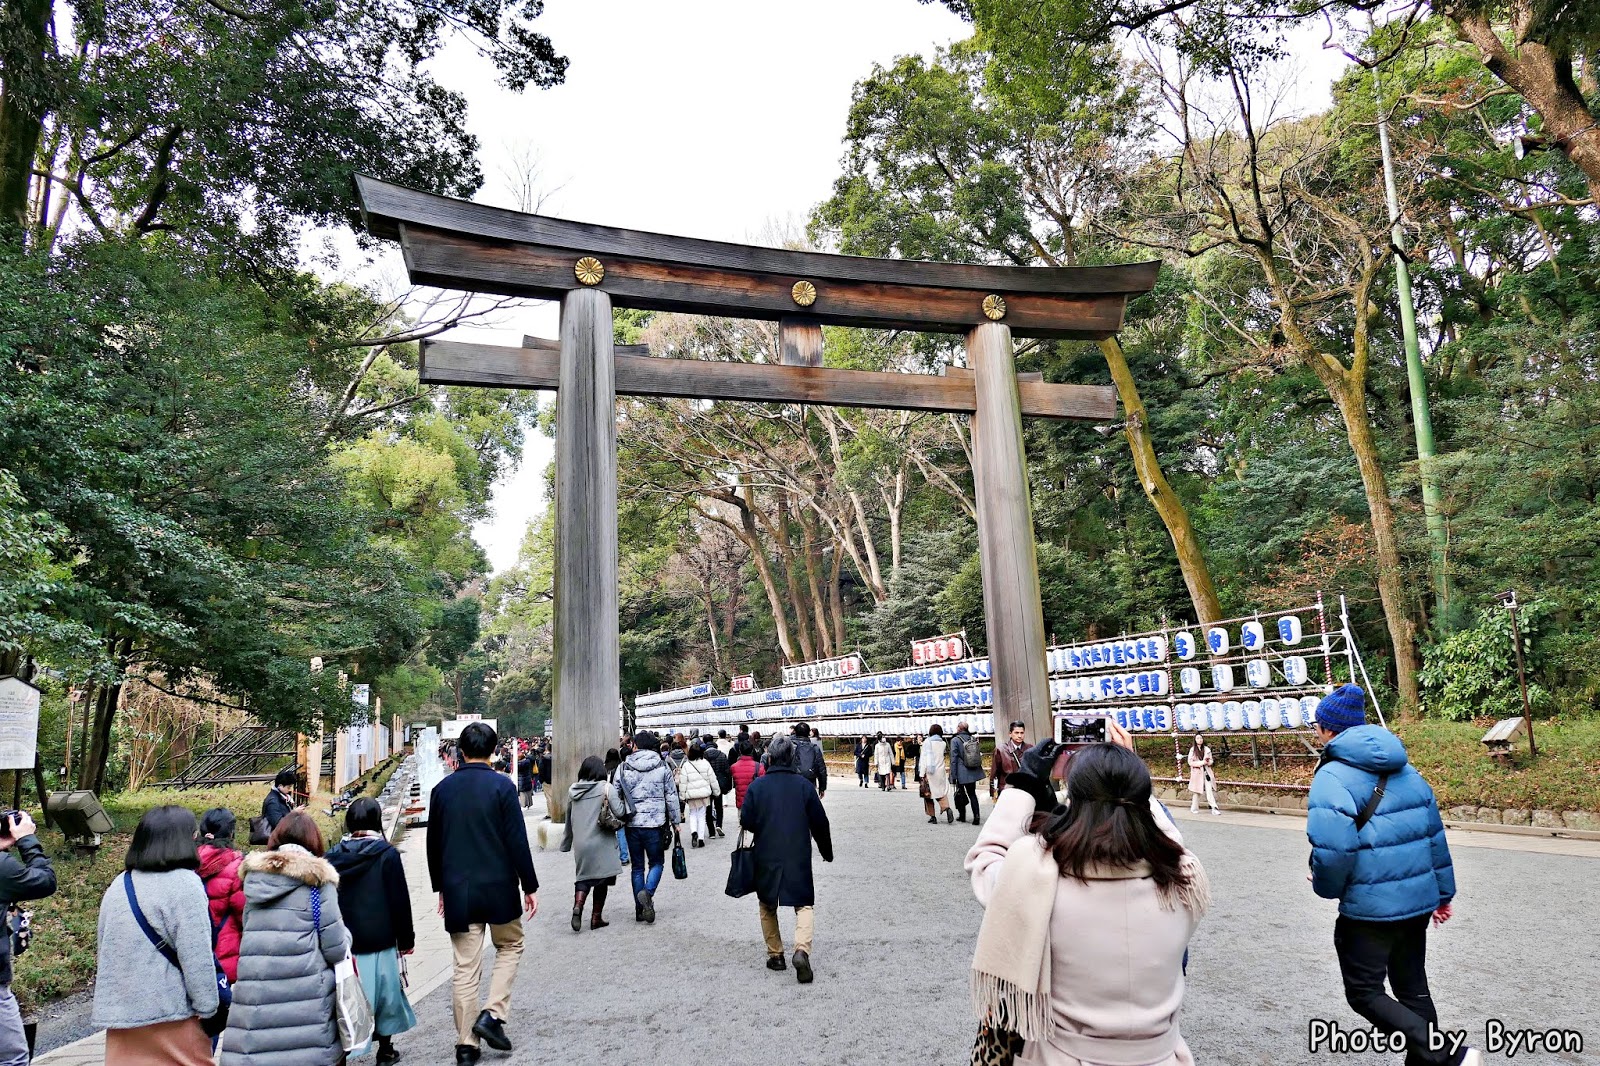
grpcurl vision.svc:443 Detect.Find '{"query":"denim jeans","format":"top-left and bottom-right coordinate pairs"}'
top-left (0, 986), bottom-right (28, 1066)
top-left (616, 828), bottom-right (630, 863)
top-left (626, 825), bottom-right (666, 897)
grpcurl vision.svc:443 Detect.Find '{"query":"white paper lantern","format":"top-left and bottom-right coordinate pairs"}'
top-left (1211, 664), bottom-right (1236, 692)
top-left (1224, 701), bottom-right (1244, 730)
top-left (1263, 698), bottom-right (1282, 729)
top-left (1240, 620), bottom-right (1266, 651)
top-left (1179, 667), bottom-right (1202, 695)
top-left (1148, 635), bottom-right (1169, 662)
top-left (1246, 659), bottom-right (1271, 688)
top-left (1206, 702), bottom-right (1226, 731)
top-left (1152, 705), bottom-right (1171, 731)
top-left (1278, 615), bottom-right (1304, 645)
top-left (1174, 631), bottom-right (1197, 660)
top-left (1302, 696), bottom-right (1321, 725)
top-left (1207, 627), bottom-right (1230, 655)
top-left (1243, 700), bottom-right (1263, 729)
top-left (1284, 656), bottom-right (1309, 686)
top-left (1176, 704), bottom-right (1193, 731)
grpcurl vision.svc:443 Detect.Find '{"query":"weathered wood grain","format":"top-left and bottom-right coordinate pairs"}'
top-left (419, 339), bottom-right (1118, 421)
top-left (548, 288), bottom-right (621, 823)
top-left (358, 174), bottom-right (1160, 295)
top-left (400, 225), bottom-right (1131, 339)
top-left (524, 334), bottom-right (649, 356)
top-left (967, 322), bottom-right (1053, 747)
top-left (779, 316), bottom-right (825, 367)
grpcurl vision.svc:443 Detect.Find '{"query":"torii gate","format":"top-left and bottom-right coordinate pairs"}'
top-left (355, 176), bottom-right (1158, 818)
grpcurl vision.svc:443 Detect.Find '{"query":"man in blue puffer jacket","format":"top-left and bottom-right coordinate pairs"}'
top-left (1307, 684), bottom-right (1480, 1066)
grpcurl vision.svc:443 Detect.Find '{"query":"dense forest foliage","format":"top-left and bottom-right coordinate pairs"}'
top-left (0, 0), bottom-right (563, 790)
top-left (2, 0), bottom-right (1596, 795)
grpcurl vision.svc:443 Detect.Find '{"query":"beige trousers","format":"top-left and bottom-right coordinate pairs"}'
top-left (450, 920), bottom-right (525, 1046)
top-left (759, 901), bottom-right (814, 956)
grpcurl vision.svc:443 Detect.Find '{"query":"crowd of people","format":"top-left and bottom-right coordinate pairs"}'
top-left (0, 681), bottom-right (1482, 1066)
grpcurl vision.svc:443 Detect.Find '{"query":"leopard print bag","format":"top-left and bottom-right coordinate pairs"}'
top-left (971, 1021), bottom-right (1025, 1066)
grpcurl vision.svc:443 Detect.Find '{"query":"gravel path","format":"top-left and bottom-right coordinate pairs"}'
top-left (384, 785), bottom-right (1599, 1066)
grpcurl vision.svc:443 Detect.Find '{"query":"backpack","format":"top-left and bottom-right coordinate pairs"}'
top-left (796, 741), bottom-right (822, 783)
top-left (959, 734), bottom-right (982, 771)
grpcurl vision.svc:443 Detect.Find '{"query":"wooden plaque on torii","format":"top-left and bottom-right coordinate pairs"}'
top-left (354, 176), bottom-right (1159, 818)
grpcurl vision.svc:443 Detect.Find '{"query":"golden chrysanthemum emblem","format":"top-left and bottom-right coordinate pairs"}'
top-left (982, 293), bottom-right (1007, 320)
top-left (574, 257), bottom-right (605, 285)
top-left (791, 280), bottom-right (818, 307)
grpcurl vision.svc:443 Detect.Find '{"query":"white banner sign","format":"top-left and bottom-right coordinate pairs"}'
top-left (0, 678), bottom-right (40, 771)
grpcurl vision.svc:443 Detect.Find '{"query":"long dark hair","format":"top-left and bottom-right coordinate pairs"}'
top-left (1034, 744), bottom-right (1190, 891)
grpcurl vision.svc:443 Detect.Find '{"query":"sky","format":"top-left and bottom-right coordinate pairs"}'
top-left (376, 0), bottom-right (1354, 575)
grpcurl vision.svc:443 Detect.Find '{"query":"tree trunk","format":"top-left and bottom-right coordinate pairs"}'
top-left (1446, 6), bottom-right (1600, 204)
top-left (1098, 336), bottom-right (1224, 627)
top-left (82, 648), bottom-right (129, 795)
top-left (0, 0), bottom-right (50, 238)
top-left (726, 502), bottom-right (799, 663)
top-left (1334, 380), bottom-right (1422, 715)
top-left (798, 507), bottom-right (832, 658)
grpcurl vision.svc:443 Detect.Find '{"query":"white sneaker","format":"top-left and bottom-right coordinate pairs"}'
top-left (1211, 808), bottom-right (1222, 816)
top-left (1459, 1048), bottom-right (1484, 1066)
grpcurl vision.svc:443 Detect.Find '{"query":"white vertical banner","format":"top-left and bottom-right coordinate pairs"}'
top-left (0, 678), bottom-right (40, 771)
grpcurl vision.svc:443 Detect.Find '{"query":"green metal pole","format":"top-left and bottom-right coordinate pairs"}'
top-left (1373, 64), bottom-right (1450, 610)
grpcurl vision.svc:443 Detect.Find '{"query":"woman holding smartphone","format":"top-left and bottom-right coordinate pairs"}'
top-left (965, 723), bottom-right (1204, 1066)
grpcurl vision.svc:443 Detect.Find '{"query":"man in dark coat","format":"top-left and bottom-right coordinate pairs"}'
top-left (260, 767), bottom-right (298, 832)
top-left (948, 721), bottom-right (985, 823)
top-left (701, 738), bottom-right (732, 839)
top-left (739, 736), bottom-right (832, 984)
top-left (428, 722), bottom-right (540, 1065)
top-left (0, 809), bottom-right (55, 1066)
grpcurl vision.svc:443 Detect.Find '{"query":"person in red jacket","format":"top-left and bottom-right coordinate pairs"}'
top-left (729, 739), bottom-right (765, 808)
top-left (196, 808), bottom-right (245, 982)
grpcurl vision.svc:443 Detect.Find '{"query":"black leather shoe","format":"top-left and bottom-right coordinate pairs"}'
top-left (571, 905), bottom-right (583, 932)
top-left (927, 815), bottom-right (937, 824)
top-left (472, 1011), bottom-right (511, 1052)
top-left (793, 949), bottom-right (813, 984)
top-left (455, 1046), bottom-right (481, 1065)
top-left (766, 954), bottom-right (787, 971)
top-left (376, 1046), bottom-right (401, 1065)
top-left (945, 809), bottom-right (955, 824)
top-left (957, 812), bottom-right (967, 823)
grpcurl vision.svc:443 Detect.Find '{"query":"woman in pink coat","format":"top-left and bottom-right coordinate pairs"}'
top-left (965, 730), bottom-right (1208, 1066)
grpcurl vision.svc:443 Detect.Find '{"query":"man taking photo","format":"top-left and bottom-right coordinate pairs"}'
top-left (0, 809), bottom-right (55, 1066)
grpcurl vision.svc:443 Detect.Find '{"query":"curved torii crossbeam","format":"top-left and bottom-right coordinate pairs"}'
top-left (354, 176), bottom-right (1160, 818)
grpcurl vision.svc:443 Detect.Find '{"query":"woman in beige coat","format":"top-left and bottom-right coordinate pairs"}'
top-left (1186, 734), bottom-right (1220, 815)
top-left (917, 724), bottom-right (953, 824)
top-left (965, 731), bottom-right (1207, 1066)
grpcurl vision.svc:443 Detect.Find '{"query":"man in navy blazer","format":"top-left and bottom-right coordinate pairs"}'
top-left (428, 722), bottom-right (540, 1064)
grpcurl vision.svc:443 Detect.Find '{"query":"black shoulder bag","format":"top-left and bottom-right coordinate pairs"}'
top-left (1354, 773), bottom-right (1391, 832)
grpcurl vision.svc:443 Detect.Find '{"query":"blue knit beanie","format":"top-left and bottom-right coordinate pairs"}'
top-left (1315, 684), bottom-right (1367, 733)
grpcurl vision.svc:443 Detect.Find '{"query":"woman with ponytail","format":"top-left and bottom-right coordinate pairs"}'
top-left (964, 725), bottom-right (1208, 1066)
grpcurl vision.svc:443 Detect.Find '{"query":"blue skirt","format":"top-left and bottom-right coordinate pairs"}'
top-left (353, 948), bottom-right (417, 1046)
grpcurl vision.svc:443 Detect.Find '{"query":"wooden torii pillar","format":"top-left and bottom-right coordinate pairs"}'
top-left (355, 176), bottom-right (1159, 819)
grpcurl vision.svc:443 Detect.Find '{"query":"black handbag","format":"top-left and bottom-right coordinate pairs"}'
top-left (724, 830), bottom-right (756, 898)
top-left (248, 815), bottom-right (271, 845)
top-left (671, 829), bottom-right (689, 880)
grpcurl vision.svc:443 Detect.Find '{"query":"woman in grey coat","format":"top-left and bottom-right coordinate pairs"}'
top-left (221, 812), bottom-right (350, 1066)
top-left (560, 755), bottom-right (626, 932)
top-left (93, 805), bottom-right (219, 1066)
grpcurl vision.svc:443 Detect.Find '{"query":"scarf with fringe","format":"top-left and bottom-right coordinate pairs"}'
top-left (970, 838), bottom-right (1211, 1044)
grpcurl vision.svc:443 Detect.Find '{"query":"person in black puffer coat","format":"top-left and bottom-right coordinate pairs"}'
top-left (326, 799), bottom-right (415, 1064)
top-left (701, 739), bottom-right (732, 839)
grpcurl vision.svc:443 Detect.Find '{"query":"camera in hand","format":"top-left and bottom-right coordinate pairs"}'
top-left (1058, 716), bottom-right (1109, 746)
